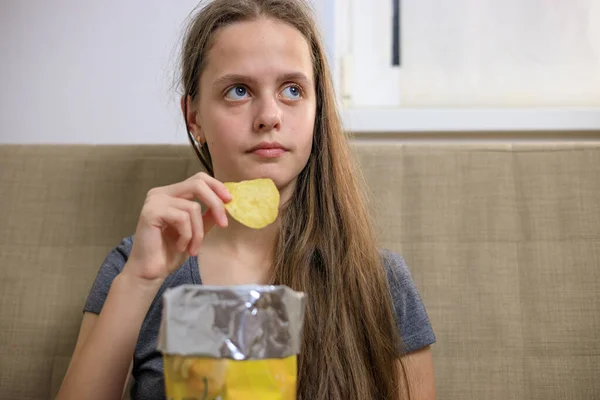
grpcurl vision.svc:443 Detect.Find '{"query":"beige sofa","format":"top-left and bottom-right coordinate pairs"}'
top-left (1, 142), bottom-right (599, 399)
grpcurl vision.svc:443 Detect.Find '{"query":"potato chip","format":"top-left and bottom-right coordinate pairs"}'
top-left (223, 178), bottom-right (280, 229)
top-left (164, 355), bottom-right (297, 400)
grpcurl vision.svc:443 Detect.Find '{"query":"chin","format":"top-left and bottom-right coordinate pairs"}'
top-left (254, 175), bottom-right (290, 190)
top-left (244, 169), bottom-right (297, 191)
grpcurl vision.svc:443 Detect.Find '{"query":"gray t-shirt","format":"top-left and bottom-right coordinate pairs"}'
top-left (84, 235), bottom-right (436, 400)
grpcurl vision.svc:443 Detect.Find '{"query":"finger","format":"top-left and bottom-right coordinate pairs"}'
top-left (202, 208), bottom-right (217, 235)
top-left (161, 206), bottom-right (193, 253)
top-left (200, 175), bottom-right (232, 203)
top-left (151, 175), bottom-right (230, 227)
top-left (163, 197), bottom-right (205, 256)
top-left (164, 173), bottom-right (232, 203)
top-left (187, 202), bottom-right (204, 256)
top-left (187, 180), bottom-right (228, 227)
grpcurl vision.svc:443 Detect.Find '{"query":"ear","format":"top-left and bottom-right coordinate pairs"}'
top-left (180, 95), bottom-right (204, 143)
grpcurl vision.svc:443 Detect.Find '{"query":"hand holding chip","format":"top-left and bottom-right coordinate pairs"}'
top-left (125, 173), bottom-right (279, 282)
top-left (125, 172), bottom-right (231, 282)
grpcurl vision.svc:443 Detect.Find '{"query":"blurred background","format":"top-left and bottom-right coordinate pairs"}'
top-left (1, 0), bottom-right (599, 144)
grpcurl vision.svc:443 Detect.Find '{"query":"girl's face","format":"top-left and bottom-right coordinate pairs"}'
top-left (190, 17), bottom-right (316, 200)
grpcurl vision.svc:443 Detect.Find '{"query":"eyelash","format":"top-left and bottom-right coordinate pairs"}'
top-left (224, 84), bottom-right (304, 99)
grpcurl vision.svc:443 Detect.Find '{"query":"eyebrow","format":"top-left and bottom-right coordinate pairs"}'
top-left (212, 72), bottom-right (312, 88)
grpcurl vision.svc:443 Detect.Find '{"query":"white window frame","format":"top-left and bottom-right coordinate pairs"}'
top-left (328, 0), bottom-right (600, 133)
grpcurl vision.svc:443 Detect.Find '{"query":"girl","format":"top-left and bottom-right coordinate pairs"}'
top-left (57, 0), bottom-right (436, 399)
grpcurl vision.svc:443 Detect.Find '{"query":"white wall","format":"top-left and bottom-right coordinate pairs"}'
top-left (0, 0), bottom-right (334, 144)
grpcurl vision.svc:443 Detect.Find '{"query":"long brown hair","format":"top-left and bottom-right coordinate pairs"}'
top-left (179, 1), bottom-right (406, 398)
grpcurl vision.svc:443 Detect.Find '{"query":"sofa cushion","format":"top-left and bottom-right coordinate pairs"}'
top-left (1, 143), bottom-right (599, 399)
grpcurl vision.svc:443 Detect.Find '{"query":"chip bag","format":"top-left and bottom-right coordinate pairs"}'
top-left (223, 178), bottom-right (279, 229)
top-left (158, 285), bottom-right (306, 400)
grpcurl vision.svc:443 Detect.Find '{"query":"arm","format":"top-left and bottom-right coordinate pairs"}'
top-left (382, 251), bottom-right (437, 399)
top-left (57, 173), bottom-right (231, 400)
top-left (399, 345), bottom-right (436, 400)
top-left (56, 269), bottom-right (163, 400)
top-left (122, 359), bottom-right (134, 400)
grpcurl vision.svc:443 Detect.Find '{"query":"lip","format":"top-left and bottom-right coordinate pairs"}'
top-left (248, 142), bottom-right (288, 158)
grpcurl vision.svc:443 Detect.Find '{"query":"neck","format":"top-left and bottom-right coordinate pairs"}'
top-left (204, 217), bottom-right (278, 257)
top-left (200, 177), bottom-right (294, 277)
top-left (199, 216), bottom-right (278, 285)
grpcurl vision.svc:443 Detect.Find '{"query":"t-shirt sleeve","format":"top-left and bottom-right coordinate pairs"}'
top-left (382, 249), bottom-right (436, 355)
top-left (83, 236), bottom-right (134, 314)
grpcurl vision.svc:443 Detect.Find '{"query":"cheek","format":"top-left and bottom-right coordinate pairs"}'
top-left (298, 108), bottom-right (316, 150)
top-left (204, 110), bottom-right (246, 151)
top-left (292, 120), bottom-right (314, 170)
top-left (288, 99), bottom-right (315, 131)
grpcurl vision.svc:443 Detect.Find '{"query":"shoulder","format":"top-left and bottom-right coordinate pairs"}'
top-left (379, 249), bottom-right (411, 284)
top-left (91, 235), bottom-right (135, 284)
top-left (379, 249), bottom-right (417, 312)
top-left (105, 235), bottom-right (135, 267)
top-left (85, 235), bottom-right (194, 315)
top-left (83, 236), bottom-right (134, 314)
top-left (378, 249), bottom-right (437, 354)
top-left (379, 249), bottom-right (417, 301)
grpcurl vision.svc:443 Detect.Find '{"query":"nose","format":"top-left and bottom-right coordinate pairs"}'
top-left (253, 96), bottom-right (281, 133)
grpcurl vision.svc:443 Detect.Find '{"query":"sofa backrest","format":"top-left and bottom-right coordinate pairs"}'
top-left (1, 143), bottom-right (599, 399)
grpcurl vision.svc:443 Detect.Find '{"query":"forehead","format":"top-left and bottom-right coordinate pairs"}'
top-left (202, 17), bottom-right (314, 83)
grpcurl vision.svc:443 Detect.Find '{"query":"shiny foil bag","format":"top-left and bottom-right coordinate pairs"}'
top-left (157, 284), bottom-right (306, 400)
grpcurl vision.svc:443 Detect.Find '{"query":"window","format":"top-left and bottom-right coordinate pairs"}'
top-left (331, 0), bottom-right (600, 131)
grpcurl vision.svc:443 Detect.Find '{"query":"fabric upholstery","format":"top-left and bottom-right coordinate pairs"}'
top-left (1, 142), bottom-right (599, 399)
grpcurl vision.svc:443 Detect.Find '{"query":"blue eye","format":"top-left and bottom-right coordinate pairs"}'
top-left (282, 85), bottom-right (302, 100)
top-left (225, 85), bottom-right (249, 100)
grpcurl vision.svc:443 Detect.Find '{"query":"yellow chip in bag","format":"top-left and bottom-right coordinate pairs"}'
top-left (224, 178), bottom-right (279, 229)
top-left (158, 285), bottom-right (306, 400)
